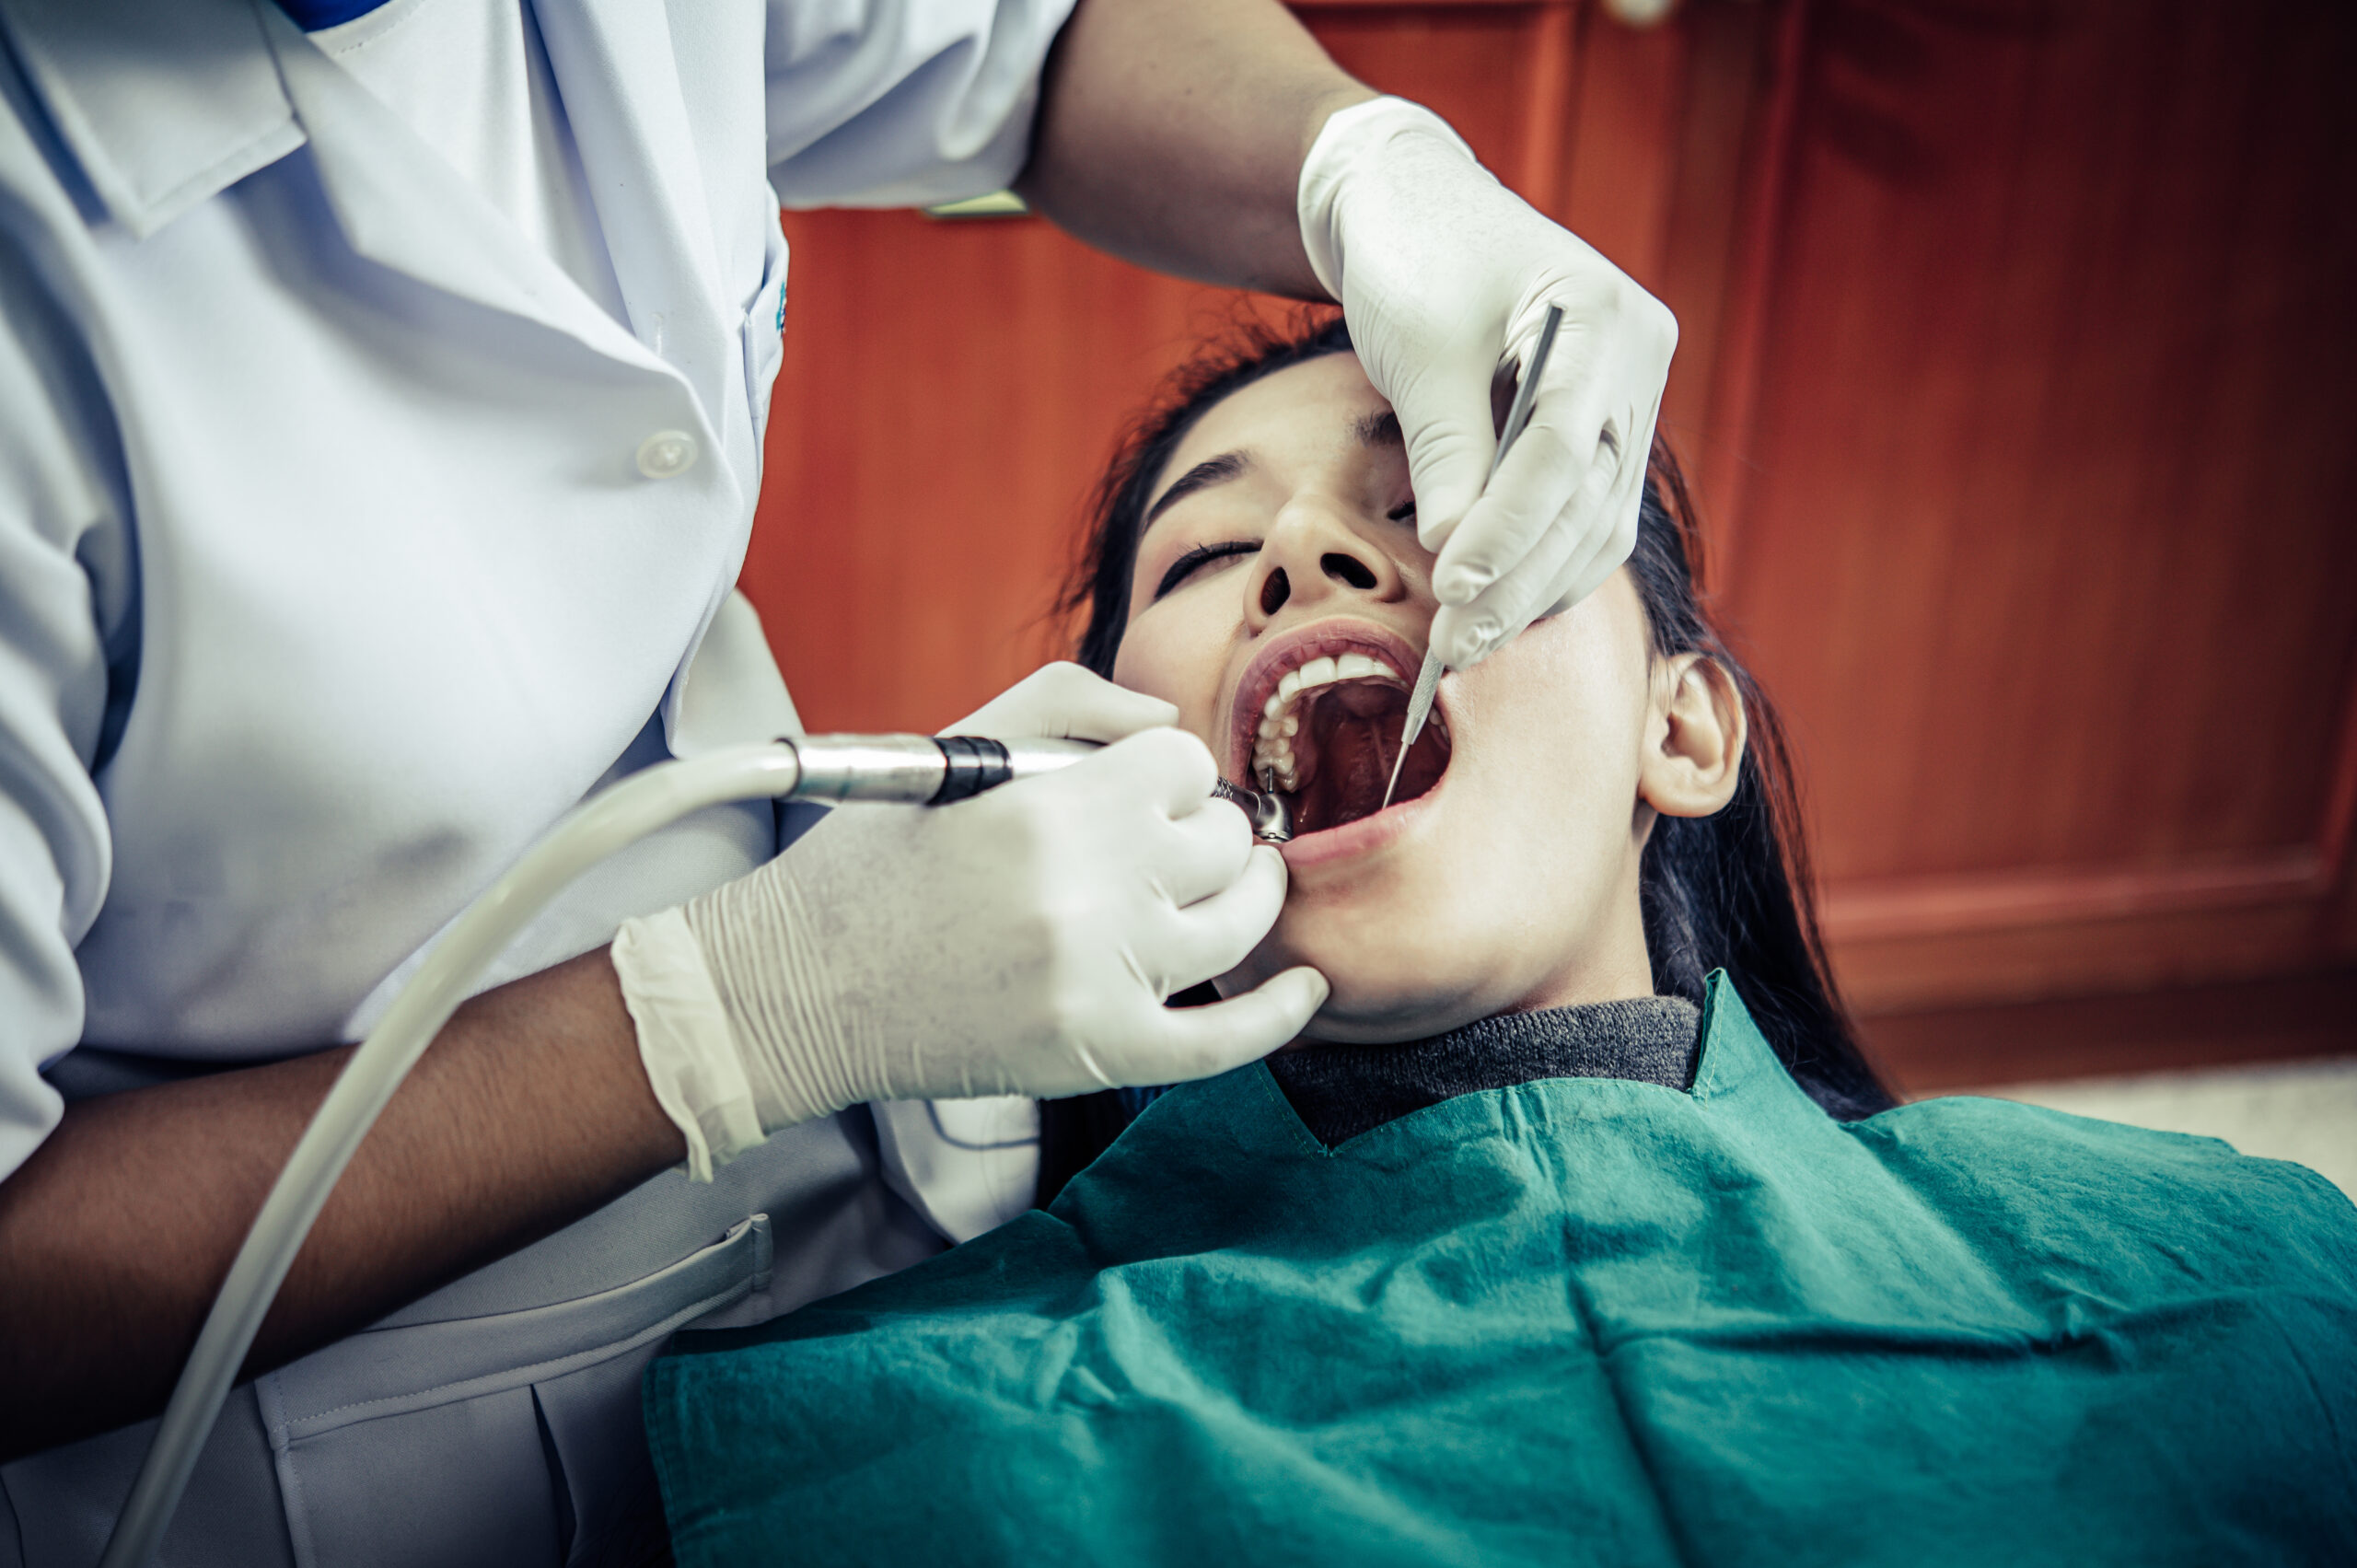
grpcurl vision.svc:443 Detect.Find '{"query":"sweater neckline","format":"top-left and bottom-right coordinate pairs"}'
top-left (1262, 994), bottom-right (1703, 1147)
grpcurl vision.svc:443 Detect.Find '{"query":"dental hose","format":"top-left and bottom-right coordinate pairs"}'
top-left (99, 735), bottom-right (1288, 1568)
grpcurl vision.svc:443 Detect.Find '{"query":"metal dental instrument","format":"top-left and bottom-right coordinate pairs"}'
top-left (1380, 303), bottom-right (1565, 811)
top-left (98, 729), bottom-right (1283, 1568)
top-left (785, 733), bottom-right (1291, 842)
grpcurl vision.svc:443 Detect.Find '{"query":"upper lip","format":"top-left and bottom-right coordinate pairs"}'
top-left (1225, 617), bottom-right (1426, 783)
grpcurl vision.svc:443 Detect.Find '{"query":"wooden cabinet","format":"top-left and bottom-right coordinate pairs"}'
top-left (738, 0), bottom-right (2357, 1086)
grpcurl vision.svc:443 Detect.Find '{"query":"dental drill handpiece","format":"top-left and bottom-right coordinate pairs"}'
top-left (785, 733), bottom-right (1293, 842)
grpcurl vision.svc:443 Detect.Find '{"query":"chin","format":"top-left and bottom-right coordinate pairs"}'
top-left (1226, 906), bottom-right (1503, 1046)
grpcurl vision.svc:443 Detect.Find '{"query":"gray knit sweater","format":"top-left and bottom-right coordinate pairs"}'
top-left (1263, 995), bottom-right (1702, 1146)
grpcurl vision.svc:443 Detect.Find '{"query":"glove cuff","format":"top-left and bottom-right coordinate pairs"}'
top-left (1296, 96), bottom-right (1480, 302)
top-left (612, 908), bottom-right (766, 1183)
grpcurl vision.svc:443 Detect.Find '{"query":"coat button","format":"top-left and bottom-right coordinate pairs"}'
top-left (636, 430), bottom-right (699, 479)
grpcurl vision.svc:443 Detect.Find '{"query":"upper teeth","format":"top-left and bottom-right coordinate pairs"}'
top-left (1249, 653), bottom-right (1403, 791)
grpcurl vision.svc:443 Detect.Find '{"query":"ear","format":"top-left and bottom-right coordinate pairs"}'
top-left (1639, 653), bottom-right (1746, 819)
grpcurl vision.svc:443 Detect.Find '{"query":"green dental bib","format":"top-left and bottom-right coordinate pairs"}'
top-left (646, 976), bottom-right (2357, 1566)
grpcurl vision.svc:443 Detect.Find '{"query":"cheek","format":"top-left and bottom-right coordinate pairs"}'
top-left (1433, 603), bottom-right (1659, 881)
top-left (1457, 607), bottom-right (1653, 819)
top-left (1111, 598), bottom-right (1237, 746)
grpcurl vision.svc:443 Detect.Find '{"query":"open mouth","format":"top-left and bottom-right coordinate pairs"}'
top-left (1247, 653), bottom-right (1453, 838)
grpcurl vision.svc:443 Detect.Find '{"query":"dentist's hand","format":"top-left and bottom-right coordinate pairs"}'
top-left (1300, 97), bottom-right (1677, 671)
top-left (611, 664), bottom-right (1326, 1179)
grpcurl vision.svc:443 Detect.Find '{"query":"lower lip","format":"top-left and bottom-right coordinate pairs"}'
top-left (1278, 779), bottom-right (1442, 871)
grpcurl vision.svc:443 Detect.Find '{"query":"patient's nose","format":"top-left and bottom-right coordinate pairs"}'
top-left (1246, 504), bottom-right (1402, 628)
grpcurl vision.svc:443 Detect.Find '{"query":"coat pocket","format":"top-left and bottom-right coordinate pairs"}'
top-left (257, 1215), bottom-right (771, 1568)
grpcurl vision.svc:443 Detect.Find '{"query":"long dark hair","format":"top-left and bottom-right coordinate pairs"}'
top-left (1039, 314), bottom-right (1888, 1198)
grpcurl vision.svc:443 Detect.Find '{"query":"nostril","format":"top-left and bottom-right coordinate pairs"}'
top-left (1260, 567), bottom-right (1291, 615)
top-left (1322, 553), bottom-right (1376, 590)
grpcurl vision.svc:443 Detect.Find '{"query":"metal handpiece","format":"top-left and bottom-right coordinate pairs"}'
top-left (784, 734), bottom-right (1291, 842)
top-left (1209, 777), bottom-right (1294, 843)
top-left (1382, 303), bottom-right (1566, 810)
top-left (786, 734), bottom-right (976, 803)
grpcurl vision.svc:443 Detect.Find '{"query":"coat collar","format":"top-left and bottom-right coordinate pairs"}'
top-left (0, 0), bottom-right (298, 239)
top-left (2, 0), bottom-right (742, 426)
top-left (256, 0), bottom-right (662, 372)
top-left (2, 0), bottom-right (730, 413)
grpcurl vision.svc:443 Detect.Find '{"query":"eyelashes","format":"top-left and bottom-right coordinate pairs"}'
top-left (1153, 540), bottom-right (1260, 601)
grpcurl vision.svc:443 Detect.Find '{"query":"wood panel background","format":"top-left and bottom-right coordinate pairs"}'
top-left (737, 0), bottom-right (2357, 1087)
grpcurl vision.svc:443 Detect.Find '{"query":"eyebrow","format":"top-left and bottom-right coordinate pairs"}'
top-left (1143, 411), bottom-right (1401, 528)
top-left (1144, 451), bottom-right (1250, 526)
top-left (1353, 410), bottom-right (1403, 450)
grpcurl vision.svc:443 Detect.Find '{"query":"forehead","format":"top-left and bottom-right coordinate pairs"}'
top-left (1155, 353), bottom-right (1391, 493)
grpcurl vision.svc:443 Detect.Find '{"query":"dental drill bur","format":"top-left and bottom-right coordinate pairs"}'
top-left (1380, 304), bottom-right (1564, 811)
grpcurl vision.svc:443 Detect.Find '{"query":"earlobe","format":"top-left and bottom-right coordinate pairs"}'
top-left (1638, 654), bottom-right (1747, 819)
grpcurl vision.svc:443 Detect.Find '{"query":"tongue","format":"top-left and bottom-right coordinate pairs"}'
top-left (1295, 683), bottom-right (1448, 835)
top-left (1322, 681), bottom-right (1405, 723)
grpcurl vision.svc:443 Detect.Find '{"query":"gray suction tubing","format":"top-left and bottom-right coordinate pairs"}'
top-left (97, 730), bottom-right (1278, 1568)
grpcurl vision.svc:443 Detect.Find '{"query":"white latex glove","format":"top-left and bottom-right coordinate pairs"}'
top-left (612, 664), bottom-right (1327, 1179)
top-left (1300, 97), bottom-right (1678, 670)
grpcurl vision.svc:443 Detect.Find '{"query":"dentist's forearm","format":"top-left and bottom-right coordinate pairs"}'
top-left (0, 948), bottom-right (682, 1461)
top-left (1017, 0), bottom-right (1373, 297)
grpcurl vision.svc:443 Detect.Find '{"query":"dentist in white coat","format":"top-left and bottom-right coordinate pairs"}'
top-left (0, 0), bottom-right (1675, 1561)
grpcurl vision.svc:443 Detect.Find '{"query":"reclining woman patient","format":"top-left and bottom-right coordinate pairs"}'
top-left (645, 319), bottom-right (2356, 1565)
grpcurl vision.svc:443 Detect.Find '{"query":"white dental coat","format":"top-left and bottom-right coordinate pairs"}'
top-left (0, 0), bottom-right (1060, 1562)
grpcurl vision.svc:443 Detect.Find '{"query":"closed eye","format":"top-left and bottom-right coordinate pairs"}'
top-left (1387, 500), bottom-right (1416, 523)
top-left (1154, 540), bottom-right (1260, 601)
